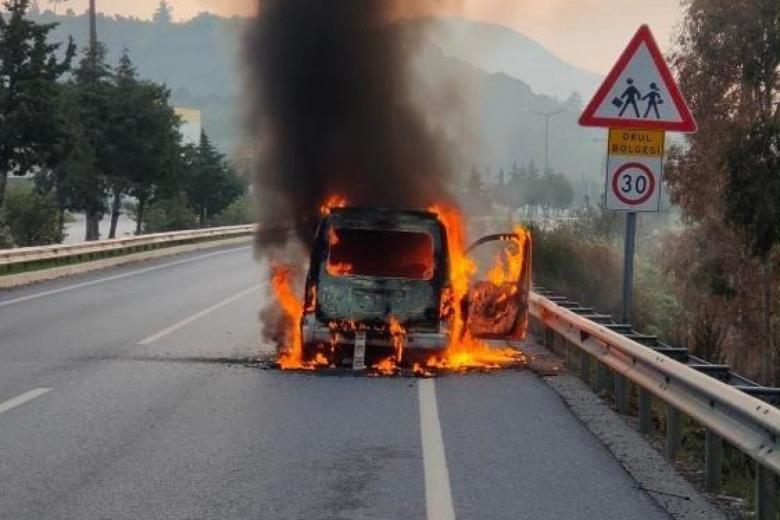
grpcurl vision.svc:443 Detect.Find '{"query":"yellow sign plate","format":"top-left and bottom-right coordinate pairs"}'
top-left (608, 129), bottom-right (665, 157)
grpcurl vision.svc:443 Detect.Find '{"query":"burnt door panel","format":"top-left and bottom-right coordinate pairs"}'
top-left (465, 232), bottom-right (532, 340)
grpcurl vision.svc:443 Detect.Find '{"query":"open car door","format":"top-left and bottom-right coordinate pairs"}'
top-left (465, 231), bottom-right (532, 340)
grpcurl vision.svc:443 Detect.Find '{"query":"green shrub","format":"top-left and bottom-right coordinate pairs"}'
top-left (0, 215), bottom-right (14, 249)
top-left (142, 195), bottom-right (198, 233)
top-left (1, 186), bottom-right (64, 247)
top-left (206, 195), bottom-right (254, 227)
top-left (532, 224), bottom-right (682, 341)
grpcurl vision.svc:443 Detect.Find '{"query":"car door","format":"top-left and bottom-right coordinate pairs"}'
top-left (465, 231), bottom-right (532, 340)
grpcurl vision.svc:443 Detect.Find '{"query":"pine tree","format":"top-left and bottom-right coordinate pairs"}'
top-left (184, 132), bottom-right (244, 226)
top-left (66, 44), bottom-right (113, 241)
top-left (153, 1), bottom-right (173, 25)
top-left (0, 0), bottom-right (74, 206)
top-left (109, 52), bottom-right (181, 235)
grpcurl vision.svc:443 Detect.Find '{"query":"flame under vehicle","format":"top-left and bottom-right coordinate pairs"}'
top-left (301, 208), bottom-right (531, 368)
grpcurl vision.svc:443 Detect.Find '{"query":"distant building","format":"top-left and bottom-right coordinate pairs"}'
top-left (175, 107), bottom-right (202, 146)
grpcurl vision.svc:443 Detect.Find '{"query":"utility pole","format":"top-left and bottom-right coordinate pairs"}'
top-left (529, 109), bottom-right (565, 173)
top-left (89, 0), bottom-right (97, 51)
top-left (85, 0), bottom-right (100, 242)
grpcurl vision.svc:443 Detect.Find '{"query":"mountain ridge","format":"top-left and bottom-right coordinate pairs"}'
top-left (23, 9), bottom-right (604, 187)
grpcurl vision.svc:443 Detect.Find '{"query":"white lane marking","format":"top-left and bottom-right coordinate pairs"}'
top-left (418, 379), bottom-right (456, 520)
top-left (0, 388), bottom-right (52, 416)
top-left (0, 246), bottom-right (251, 309)
top-left (138, 283), bottom-right (264, 345)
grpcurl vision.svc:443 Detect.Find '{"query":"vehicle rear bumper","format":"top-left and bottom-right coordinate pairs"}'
top-left (302, 322), bottom-right (448, 351)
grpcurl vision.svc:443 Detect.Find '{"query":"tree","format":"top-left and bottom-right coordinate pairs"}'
top-left (669, 0), bottom-right (780, 384)
top-left (104, 51), bottom-right (182, 237)
top-left (62, 44), bottom-right (113, 241)
top-left (465, 166), bottom-right (489, 216)
top-left (153, 1), bottom-right (173, 25)
top-left (184, 132), bottom-right (245, 226)
top-left (724, 119), bottom-right (780, 383)
top-left (0, 0), bottom-right (74, 206)
top-left (548, 172), bottom-right (574, 214)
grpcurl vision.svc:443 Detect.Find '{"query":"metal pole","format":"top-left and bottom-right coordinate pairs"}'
top-left (622, 212), bottom-right (637, 323)
top-left (89, 0), bottom-right (97, 49)
top-left (529, 109), bottom-right (563, 174)
top-left (704, 429), bottom-right (723, 492)
top-left (755, 463), bottom-right (777, 520)
top-left (666, 404), bottom-right (682, 460)
top-left (638, 388), bottom-right (652, 434)
top-left (615, 374), bottom-right (629, 414)
top-left (544, 115), bottom-right (550, 174)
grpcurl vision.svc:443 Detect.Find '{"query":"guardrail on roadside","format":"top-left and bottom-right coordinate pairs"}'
top-left (529, 289), bottom-right (780, 520)
top-left (0, 225), bottom-right (255, 274)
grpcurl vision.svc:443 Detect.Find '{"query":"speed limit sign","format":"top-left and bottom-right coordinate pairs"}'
top-left (605, 130), bottom-right (663, 212)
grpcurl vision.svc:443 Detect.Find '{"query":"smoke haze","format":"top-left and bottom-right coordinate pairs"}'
top-left (246, 0), bottom-right (455, 248)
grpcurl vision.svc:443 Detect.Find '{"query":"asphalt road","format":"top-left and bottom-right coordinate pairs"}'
top-left (0, 245), bottom-right (669, 520)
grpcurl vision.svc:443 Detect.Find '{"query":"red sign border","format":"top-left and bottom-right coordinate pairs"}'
top-left (579, 25), bottom-right (697, 133)
top-left (611, 162), bottom-right (656, 206)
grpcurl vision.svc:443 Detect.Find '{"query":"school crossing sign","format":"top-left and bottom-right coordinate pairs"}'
top-left (578, 24), bottom-right (697, 324)
top-left (579, 25), bottom-right (697, 132)
top-left (580, 24), bottom-right (697, 213)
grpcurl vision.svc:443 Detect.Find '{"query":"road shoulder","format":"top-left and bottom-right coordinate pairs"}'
top-left (526, 338), bottom-right (728, 520)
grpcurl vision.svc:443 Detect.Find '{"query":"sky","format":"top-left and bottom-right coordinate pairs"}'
top-left (54, 0), bottom-right (685, 73)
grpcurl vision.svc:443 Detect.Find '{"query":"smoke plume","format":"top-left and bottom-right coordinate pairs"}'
top-left (246, 0), bottom-right (455, 248)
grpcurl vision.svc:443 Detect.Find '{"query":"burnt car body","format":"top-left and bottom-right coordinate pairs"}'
top-left (300, 207), bottom-right (531, 366)
top-left (302, 208), bottom-right (448, 363)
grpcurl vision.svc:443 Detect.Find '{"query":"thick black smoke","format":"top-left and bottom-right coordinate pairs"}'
top-left (247, 0), bottom-right (453, 248)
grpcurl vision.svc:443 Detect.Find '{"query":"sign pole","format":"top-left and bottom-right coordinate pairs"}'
top-left (622, 211), bottom-right (637, 323)
top-left (577, 23), bottom-right (698, 322)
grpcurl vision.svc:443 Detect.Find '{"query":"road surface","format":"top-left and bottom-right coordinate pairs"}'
top-left (0, 245), bottom-right (669, 519)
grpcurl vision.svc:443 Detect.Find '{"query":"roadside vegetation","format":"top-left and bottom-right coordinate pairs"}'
top-left (530, 0), bottom-right (780, 392)
top-left (0, 0), bottom-right (249, 246)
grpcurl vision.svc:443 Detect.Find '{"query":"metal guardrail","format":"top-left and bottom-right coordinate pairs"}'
top-left (0, 225), bottom-right (255, 272)
top-left (529, 289), bottom-right (780, 520)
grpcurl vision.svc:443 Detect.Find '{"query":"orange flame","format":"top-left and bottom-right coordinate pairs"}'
top-left (271, 264), bottom-right (308, 369)
top-left (328, 226), bottom-right (340, 246)
top-left (370, 317), bottom-right (406, 375)
top-left (273, 197), bottom-right (527, 373)
top-left (373, 357), bottom-right (398, 376)
top-left (320, 195), bottom-right (347, 216)
top-left (327, 262), bottom-right (354, 276)
top-left (429, 205), bottom-right (525, 370)
top-left (487, 227), bottom-right (530, 286)
top-left (389, 317), bottom-right (406, 363)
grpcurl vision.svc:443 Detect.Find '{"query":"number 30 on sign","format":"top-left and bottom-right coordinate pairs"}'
top-left (605, 129), bottom-right (663, 212)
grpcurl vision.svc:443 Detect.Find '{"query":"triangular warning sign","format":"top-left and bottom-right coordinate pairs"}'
top-left (579, 25), bottom-right (697, 132)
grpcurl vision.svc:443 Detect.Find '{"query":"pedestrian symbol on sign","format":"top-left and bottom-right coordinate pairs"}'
top-left (579, 25), bottom-right (697, 132)
top-left (611, 79), bottom-right (665, 120)
top-left (642, 83), bottom-right (664, 119)
top-left (614, 78), bottom-right (642, 118)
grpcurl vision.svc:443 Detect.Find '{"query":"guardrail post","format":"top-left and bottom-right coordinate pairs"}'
top-left (704, 429), bottom-right (722, 492)
top-left (596, 362), bottom-right (609, 394)
top-left (666, 404), bottom-right (681, 460)
top-left (579, 351), bottom-right (591, 384)
top-left (615, 374), bottom-right (629, 414)
top-left (638, 388), bottom-right (652, 434)
top-left (564, 338), bottom-right (573, 367)
top-left (755, 463), bottom-right (777, 520)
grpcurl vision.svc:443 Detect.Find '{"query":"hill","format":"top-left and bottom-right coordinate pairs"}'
top-left (28, 9), bottom-right (605, 191)
top-left (417, 17), bottom-right (602, 101)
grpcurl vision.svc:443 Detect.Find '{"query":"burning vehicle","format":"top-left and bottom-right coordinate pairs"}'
top-left (274, 206), bottom-right (532, 372)
top-left (251, 1), bottom-right (532, 373)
